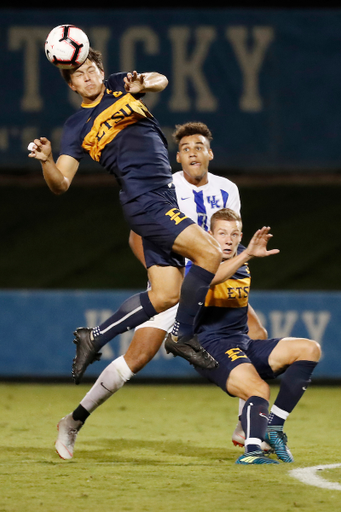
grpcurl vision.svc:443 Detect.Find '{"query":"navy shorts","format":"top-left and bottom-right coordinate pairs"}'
top-left (195, 333), bottom-right (283, 395)
top-left (121, 183), bottom-right (194, 268)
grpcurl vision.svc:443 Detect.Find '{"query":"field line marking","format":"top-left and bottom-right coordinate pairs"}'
top-left (289, 463), bottom-right (341, 490)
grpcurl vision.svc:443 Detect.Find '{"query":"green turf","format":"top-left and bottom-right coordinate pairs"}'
top-left (0, 383), bottom-right (340, 511)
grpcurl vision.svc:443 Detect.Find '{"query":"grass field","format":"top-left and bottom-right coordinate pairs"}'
top-left (0, 383), bottom-right (340, 512)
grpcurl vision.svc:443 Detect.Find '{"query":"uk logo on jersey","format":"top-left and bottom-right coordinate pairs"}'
top-left (207, 196), bottom-right (221, 209)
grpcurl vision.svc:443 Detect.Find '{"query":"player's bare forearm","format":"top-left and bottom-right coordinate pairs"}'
top-left (27, 137), bottom-right (66, 194)
top-left (28, 137), bottom-right (78, 195)
top-left (210, 250), bottom-right (253, 285)
top-left (124, 71), bottom-right (168, 94)
top-left (41, 159), bottom-right (71, 195)
top-left (211, 227), bottom-right (279, 286)
top-left (141, 72), bottom-right (168, 92)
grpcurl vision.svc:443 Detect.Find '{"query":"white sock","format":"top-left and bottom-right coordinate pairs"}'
top-left (238, 398), bottom-right (246, 418)
top-left (80, 356), bottom-right (134, 413)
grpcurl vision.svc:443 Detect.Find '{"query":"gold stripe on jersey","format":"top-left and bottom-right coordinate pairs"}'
top-left (205, 276), bottom-right (251, 309)
top-left (82, 93), bottom-right (153, 162)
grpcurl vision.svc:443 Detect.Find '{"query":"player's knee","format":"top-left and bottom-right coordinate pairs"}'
top-left (153, 291), bottom-right (179, 312)
top-left (247, 380), bottom-right (270, 401)
top-left (252, 325), bottom-right (268, 340)
top-left (301, 339), bottom-right (321, 362)
top-left (228, 370), bottom-right (269, 402)
top-left (207, 239), bottom-right (222, 262)
top-left (127, 351), bottom-right (153, 373)
top-left (196, 240), bottom-right (222, 269)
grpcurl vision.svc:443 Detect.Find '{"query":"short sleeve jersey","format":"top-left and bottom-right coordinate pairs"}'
top-left (172, 170), bottom-right (241, 274)
top-left (60, 72), bottom-right (172, 203)
top-left (172, 171), bottom-right (241, 230)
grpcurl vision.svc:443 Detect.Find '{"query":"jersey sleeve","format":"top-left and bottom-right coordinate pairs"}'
top-left (106, 72), bottom-right (127, 92)
top-left (106, 72), bottom-right (145, 99)
top-left (224, 182), bottom-right (241, 216)
top-left (214, 175), bottom-right (241, 216)
top-left (59, 116), bottom-right (86, 160)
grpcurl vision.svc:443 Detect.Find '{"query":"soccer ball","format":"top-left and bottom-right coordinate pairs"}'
top-left (45, 25), bottom-right (90, 69)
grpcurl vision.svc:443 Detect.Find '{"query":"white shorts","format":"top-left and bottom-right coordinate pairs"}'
top-left (134, 304), bottom-right (178, 333)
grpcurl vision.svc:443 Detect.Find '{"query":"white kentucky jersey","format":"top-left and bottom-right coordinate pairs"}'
top-left (172, 170), bottom-right (241, 231)
top-left (136, 170), bottom-right (241, 334)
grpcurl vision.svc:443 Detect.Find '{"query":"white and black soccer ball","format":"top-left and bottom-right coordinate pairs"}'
top-left (45, 25), bottom-right (90, 69)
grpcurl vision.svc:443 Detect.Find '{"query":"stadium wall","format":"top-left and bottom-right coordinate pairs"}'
top-left (2, 9), bottom-right (341, 172)
top-left (2, 9), bottom-right (341, 382)
top-left (1, 290), bottom-right (339, 380)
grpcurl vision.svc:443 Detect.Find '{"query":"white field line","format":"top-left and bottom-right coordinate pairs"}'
top-left (289, 463), bottom-right (341, 490)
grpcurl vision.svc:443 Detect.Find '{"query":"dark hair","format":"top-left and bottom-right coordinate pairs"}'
top-left (59, 47), bottom-right (104, 84)
top-left (210, 208), bottom-right (242, 232)
top-left (172, 122), bottom-right (213, 145)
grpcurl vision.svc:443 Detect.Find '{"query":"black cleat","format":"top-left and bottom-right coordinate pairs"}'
top-left (72, 327), bottom-right (102, 385)
top-left (164, 333), bottom-right (218, 370)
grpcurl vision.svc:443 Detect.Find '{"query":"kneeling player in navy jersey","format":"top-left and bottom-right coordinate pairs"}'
top-left (28, 48), bottom-right (221, 382)
top-left (194, 209), bottom-right (321, 464)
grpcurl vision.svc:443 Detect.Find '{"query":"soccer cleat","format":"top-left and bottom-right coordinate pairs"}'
top-left (55, 413), bottom-right (83, 460)
top-left (265, 427), bottom-right (294, 463)
top-left (235, 450), bottom-right (279, 465)
top-left (164, 333), bottom-right (218, 370)
top-left (72, 327), bottom-right (102, 385)
top-left (232, 420), bottom-right (273, 452)
top-left (232, 420), bottom-right (245, 447)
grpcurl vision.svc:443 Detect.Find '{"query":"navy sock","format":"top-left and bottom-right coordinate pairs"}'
top-left (241, 396), bottom-right (269, 453)
top-left (172, 264), bottom-right (215, 338)
top-left (72, 404), bottom-right (90, 423)
top-left (268, 360), bottom-right (317, 427)
top-left (92, 291), bottom-right (157, 350)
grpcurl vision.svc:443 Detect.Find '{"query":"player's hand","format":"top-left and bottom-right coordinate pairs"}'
top-left (27, 137), bottom-right (52, 162)
top-left (245, 227), bottom-right (280, 258)
top-left (124, 71), bottom-right (145, 93)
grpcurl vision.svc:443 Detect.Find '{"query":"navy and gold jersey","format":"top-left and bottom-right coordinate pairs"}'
top-left (60, 72), bottom-right (173, 203)
top-left (196, 244), bottom-right (251, 343)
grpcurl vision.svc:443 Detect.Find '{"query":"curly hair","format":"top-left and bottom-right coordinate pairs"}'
top-left (172, 122), bottom-right (213, 145)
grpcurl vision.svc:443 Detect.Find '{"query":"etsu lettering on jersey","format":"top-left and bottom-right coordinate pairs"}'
top-left (196, 248), bottom-right (251, 337)
top-left (60, 72), bottom-right (172, 205)
top-left (82, 93), bottom-right (153, 162)
top-left (205, 276), bottom-right (250, 309)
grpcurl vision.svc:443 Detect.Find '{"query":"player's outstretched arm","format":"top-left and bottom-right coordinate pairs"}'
top-left (28, 137), bottom-right (79, 195)
top-left (124, 71), bottom-right (168, 94)
top-left (211, 226), bottom-right (279, 285)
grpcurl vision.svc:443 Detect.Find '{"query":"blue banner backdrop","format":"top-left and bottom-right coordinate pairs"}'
top-left (0, 290), bottom-right (339, 379)
top-left (2, 9), bottom-right (341, 171)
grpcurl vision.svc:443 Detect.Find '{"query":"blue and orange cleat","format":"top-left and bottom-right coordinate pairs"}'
top-left (235, 450), bottom-right (279, 465)
top-left (265, 426), bottom-right (294, 463)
